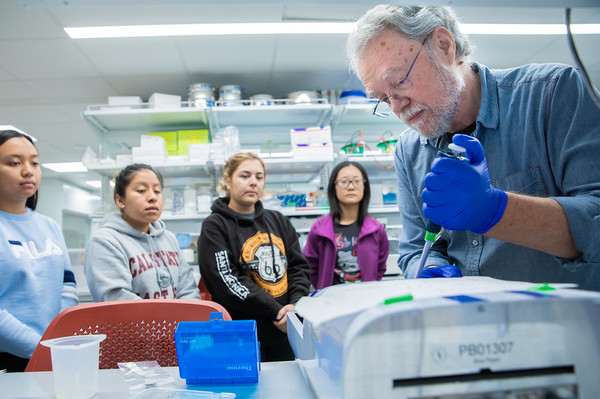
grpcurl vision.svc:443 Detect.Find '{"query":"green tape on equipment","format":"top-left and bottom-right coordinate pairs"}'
top-left (383, 294), bottom-right (414, 305)
top-left (529, 282), bottom-right (556, 292)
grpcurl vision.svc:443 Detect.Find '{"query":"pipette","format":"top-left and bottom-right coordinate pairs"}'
top-left (415, 220), bottom-right (443, 277)
top-left (416, 143), bottom-right (469, 278)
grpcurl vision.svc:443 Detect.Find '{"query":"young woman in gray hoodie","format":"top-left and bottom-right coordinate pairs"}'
top-left (84, 164), bottom-right (201, 301)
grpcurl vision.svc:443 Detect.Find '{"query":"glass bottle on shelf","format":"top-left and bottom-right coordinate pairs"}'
top-left (184, 186), bottom-right (197, 215)
top-left (172, 189), bottom-right (184, 215)
top-left (196, 188), bottom-right (212, 214)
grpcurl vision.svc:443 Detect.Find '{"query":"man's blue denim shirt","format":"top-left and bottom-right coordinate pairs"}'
top-left (394, 62), bottom-right (600, 291)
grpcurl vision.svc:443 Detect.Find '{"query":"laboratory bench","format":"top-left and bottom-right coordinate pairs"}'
top-left (0, 360), bottom-right (315, 399)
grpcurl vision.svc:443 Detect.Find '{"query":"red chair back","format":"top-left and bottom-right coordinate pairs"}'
top-left (25, 299), bottom-right (231, 372)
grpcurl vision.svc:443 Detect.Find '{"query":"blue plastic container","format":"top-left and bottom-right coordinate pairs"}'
top-left (175, 312), bottom-right (261, 384)
top-left (382, 192), bottom-right (397, 205)
top-left (338, 90), bottom-right (368, 104)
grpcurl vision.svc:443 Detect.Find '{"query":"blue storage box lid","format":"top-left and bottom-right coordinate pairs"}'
top-left (175, 312), bottom-right (261, 385)
top-left (339, 90), bottom-right (366, 99)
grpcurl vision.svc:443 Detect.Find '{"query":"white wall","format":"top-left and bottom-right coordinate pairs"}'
top-left (37, 178), bottom-right (101, 246)
top-left (37, 178), bottom-right (65, 225)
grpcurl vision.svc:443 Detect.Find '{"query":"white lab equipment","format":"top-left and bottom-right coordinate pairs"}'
top-left (288, 277), bottom-right (600, 399)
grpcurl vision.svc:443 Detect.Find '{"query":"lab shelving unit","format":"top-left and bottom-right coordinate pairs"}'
top-left (81, 100), bottom-right (405, 257)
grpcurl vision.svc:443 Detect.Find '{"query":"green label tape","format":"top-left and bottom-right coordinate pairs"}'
top-left (383, 294), bottom-right (414, 305)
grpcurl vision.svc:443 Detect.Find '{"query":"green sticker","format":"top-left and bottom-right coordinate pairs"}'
top-left (529, 282), bottom-right (556, 292)
top-left (383, 294), bottom-right (414, 305)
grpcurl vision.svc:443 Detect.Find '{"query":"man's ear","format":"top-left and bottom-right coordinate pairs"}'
top-left (432, 26), bottom-right (457, 65)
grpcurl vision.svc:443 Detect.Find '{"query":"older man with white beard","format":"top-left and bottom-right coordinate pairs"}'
top-left (346, 5), bottom-right (600, 290)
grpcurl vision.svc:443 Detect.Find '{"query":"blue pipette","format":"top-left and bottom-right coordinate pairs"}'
top-left (415, 221), bottom-right (443, 277)
top-left (416, 143), bottom-right (468, 278)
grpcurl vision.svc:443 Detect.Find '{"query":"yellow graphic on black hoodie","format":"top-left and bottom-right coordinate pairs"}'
top-left (240, 231), bottom-right (288, 297)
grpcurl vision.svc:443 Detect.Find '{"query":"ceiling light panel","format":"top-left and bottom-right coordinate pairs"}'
top-left (64, 22), bottom-right (353, 39)
top-left (64, 22), bottom-right (600, 39)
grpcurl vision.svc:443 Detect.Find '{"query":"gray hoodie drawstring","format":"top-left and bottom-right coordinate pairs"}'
top-left (146, 233), bottom-right (173, 290)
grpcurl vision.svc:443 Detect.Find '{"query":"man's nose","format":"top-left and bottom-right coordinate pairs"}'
top-left (389, 92), bottom-right (410, 114)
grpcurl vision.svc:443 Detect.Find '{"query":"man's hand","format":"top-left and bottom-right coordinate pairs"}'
top-left (422, 134), bottom-right (508, 234)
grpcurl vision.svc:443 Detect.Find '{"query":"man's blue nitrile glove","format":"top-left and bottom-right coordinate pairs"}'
top-left (420, 265), bottom-right (462, 278)
top-left (422, 134), bottom-right (508, 234)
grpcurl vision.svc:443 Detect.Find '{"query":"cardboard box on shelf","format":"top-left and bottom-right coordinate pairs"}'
top-left (131, 146), bottom-right (167, 161)
top-left (148, 93), bottom-right (181, 109)
top-left (140, 134), bottom-right (166, 149)
top-left (187, 143), bottom-right (210, 162)
top-left (148, 131), bottom-right (178, 155)
top-left (132, 134), bottom-right (168, 161)
top-left (292, 143), bottom-right (334, 159)
top-left (107, 96), bottom-right (142, 106)
top-left (178, 129), bottom-right (209, 155)
top-left (290, 125), bottom-right (333, 160)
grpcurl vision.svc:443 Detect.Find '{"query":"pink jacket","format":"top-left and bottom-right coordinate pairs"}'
top-left (303, 215), bottom-right (389, 289)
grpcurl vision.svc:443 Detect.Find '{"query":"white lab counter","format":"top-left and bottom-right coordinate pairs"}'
top-left (0, 361), bottom-right (315, 399)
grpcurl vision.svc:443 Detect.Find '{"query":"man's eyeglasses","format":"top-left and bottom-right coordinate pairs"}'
top-left (372, 36), bottom-right (428, 118)
top-left (335, 179), bottom-right (365, 188)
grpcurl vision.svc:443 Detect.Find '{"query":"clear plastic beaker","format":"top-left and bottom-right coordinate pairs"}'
top-left (41, 334), bottom-right (106, 399)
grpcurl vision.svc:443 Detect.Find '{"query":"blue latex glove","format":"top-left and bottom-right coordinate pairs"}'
top-left (420, 265), bottom-right (462, 278)
top-left (422, 134), bottom-right (508, 234)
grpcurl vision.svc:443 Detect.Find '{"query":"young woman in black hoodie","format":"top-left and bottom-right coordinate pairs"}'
top-left (197, 152), bottom-right (310, 362)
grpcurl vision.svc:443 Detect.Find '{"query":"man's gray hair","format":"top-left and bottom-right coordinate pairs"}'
top-left (346, 5), bottom-right (473, 74)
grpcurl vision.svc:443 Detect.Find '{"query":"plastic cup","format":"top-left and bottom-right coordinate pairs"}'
top-left (41, 334), bottom-right (106, 399)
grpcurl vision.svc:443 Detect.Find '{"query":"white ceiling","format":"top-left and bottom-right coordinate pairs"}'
top-left (0, 0), bottom-right (598, 190)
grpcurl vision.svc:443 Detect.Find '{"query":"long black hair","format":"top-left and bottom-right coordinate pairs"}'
top-left (113, 163), bottom-right (164, 207)
top-left (327, 160), bottom-right (371, 227)
top-left (0, 130), bottom-right (39, 210)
